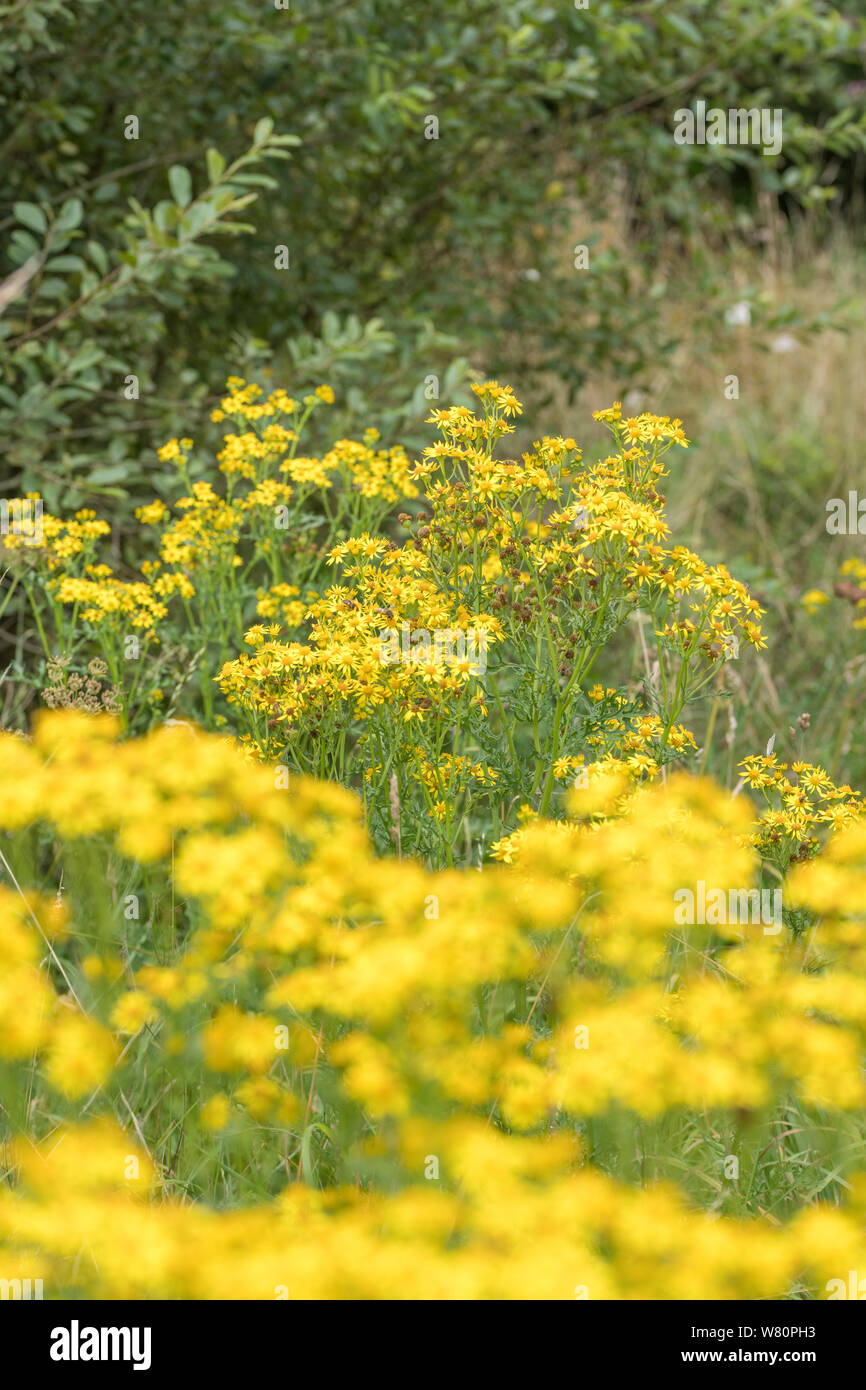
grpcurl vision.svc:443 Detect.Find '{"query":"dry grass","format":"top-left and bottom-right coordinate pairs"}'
top-left (535, 205), bottom-right (866, 786)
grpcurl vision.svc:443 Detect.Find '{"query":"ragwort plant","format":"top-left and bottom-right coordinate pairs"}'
top-left (2, 377), bottom-right (417, 729)
top-left (0, 716), bottom-right (865, 1298)
top-left (4, 377), bottom-right (785, 868)
top-left (3, 382), bottom-right (866, 1299)
top-left (218, 384), bottom-right (773, 866)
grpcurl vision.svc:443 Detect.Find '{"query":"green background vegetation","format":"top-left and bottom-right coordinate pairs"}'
top-left (3, 0), bottom-right (866, 779)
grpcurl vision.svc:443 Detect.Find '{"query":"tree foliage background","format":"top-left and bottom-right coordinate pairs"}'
top-left (2, 0), bottom-right (865, 513)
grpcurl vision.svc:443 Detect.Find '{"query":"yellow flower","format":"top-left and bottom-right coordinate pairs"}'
top-left (110, 992), bottom-right (159, 1035)
top-left (201, 1094), bottom-right (231, 1130)
top-left (44, 1011), bottom-right (119, 1098)
top-left (801, 588), bottom-right (830, 613)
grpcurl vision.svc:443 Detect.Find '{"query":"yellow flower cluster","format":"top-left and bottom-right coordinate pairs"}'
top-left (6, 378), bottom-right (427, 719)
top-left (1, 506), bottom-right (109, 570)
top-left (801, 560), bottom-right (866, 631)
top-left (1, 713), bottom-right (866, 1298)
top-left (738, 753), bottom-right (863, 860)
top-left (315, 437), bottom-right (419, 504)
top-left (255, 581), bottom-right (308, 627)
top-left (218, 542), bottom-right (501, 744)
top-left (836, 558), bottom-right (866, 629)
top-left (213, 388), bottom-right (768, 851)
top-left (6, 1113), bottom-right (866, 1299)
top-left (51, 570), bottom-right (168, 635)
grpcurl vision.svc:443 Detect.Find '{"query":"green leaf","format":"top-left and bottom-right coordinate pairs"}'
top-left (253, 116), bottom-right (274, 144)
top-left (55, 198), bottom-right (83, 233)
top-left (45, 255), bottom-right (86, 273)
top-left (168, 164), bottom-right (193, 208)
top-left (14, 201), bottom-right (47, 235)
top-left (87, 240), bottom-right (109, 274)
top-left (205, 147), bottom-right (226, 183)
top-left (233, 173), bottom-right (278, 188)
top-left (87, 485), bottom-right (129, 499)
top-left (85, 464), bottom-right (130, 484)
top-left (300, 1122), bottom-right (334, 1186)
top-left (662, 13), bottom-right (702, 45)
top-left (153, 200), bottom-right (180, 232)
top-left (36, 277), bottom-right (67, 299)
top-left (66, 345), bottom-right (105, 374)
top-left (9, 230), bottom-right (41, 264)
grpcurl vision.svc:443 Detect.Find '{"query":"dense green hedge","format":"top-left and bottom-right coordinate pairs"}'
top-left (2, 0), bottom-right (865, 513)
